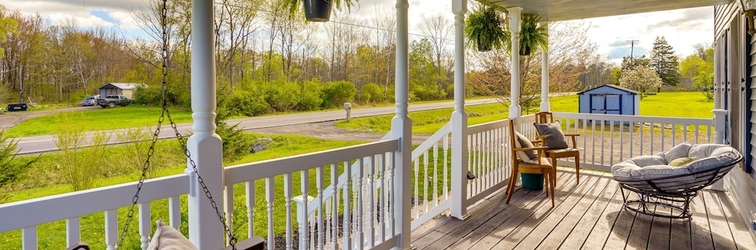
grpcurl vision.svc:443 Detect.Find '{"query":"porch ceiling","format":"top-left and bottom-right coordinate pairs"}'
top-left (490, 0), bottom-right (735, 21)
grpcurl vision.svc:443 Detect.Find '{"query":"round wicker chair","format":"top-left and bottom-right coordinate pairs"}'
top-left (611, 143), bottom-right (743, 219)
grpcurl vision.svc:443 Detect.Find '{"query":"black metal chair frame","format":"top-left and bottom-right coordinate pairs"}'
top-left (614, 155), bottom-right (742, 219)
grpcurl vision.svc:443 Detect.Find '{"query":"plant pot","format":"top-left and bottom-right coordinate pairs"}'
top-left (521, 173), bottom-right (544, 190)
top-left (520, 46), bottom-right (531, 56)
top-left (476, 35), bottom-right (491, 52)
top-left (304, 0), bottom-right (333, 22)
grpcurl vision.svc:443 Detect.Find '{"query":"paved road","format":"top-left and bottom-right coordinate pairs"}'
top-left (15, 98), bottom-right (501, 154)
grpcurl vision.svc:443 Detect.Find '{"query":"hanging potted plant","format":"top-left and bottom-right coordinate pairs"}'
top-left (282, 0), bottom-right (358, 22)
top-left (465, 5), bottom-right (507, 52)
top-left (517, 14), bottom-right (548, 56)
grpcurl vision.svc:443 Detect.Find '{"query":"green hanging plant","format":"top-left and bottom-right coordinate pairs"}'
top-left (517, 14), bottom-right (549, 56)
top-left (465, 5), bottom-right (508, 52)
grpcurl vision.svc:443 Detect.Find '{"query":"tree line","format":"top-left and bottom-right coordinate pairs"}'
top-left (0, 1), bottom-right (714, 117)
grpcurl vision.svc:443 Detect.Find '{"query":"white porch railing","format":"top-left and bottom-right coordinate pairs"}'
top-left (550, 112), bottom-right (715, 172)
top-left (0, 113), bottom-right (729, 250)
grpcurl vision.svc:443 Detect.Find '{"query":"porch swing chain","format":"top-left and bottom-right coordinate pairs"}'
top-left (117, 0), bottom-right (238, 249)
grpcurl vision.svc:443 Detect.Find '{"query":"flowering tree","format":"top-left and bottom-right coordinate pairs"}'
top-left (619, 65), bottom-right (663, 97)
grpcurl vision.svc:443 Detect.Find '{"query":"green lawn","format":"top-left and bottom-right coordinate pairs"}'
top-left (5, 106), bottom-right (194, 137)
top-left (337, 92), bottom-right (715, 133)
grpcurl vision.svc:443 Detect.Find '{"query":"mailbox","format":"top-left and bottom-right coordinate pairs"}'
top-left (344, 102), bottom-right (352, 121)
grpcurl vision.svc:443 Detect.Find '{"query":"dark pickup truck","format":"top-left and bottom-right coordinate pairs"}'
top-left (97, 95), bottom-right (131, 108)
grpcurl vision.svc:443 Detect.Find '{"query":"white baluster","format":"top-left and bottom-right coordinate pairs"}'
top-left (330, 163), bottom-right (339, 250)
top-left (432, 144), bottom-right (439, 207)
top-left (66, 217), bottom-right (80, 248)
top-left (619, 122), bottom-right (625, 162)
top-left (609, 121), bottom-right (615, 166)
top-left (600, 120), bottom-right (605, 166)
top-left (245, 182), bottom-right (255, 238)
top-left (299, 170), bottom-right (310, 249)
top-left (266, 177), bottom-right (275, 250)
top-left (316, 166), bottom-right (325, 250)
top-left (22, 226), bottom-right (36, 250)
top-left (139, 203), bottom-right (151, 249)
top-left (105, 209), bottom-right (117, 250)
top-left (443, 135), bottom-right (449, 201)
top-left (169, 196), bottom-right (181, 229)
top-left (284, 173), bottom-right (293, 250)
top-left (369, 156), bottom-right (376, 248)
top-left (413, 158), bottom-right (419, 219)
top-left (356, 159), bottom-right (364, 249)
top-left (343, 161), bottom-right (352, 249)
top-left (422, 151), bottom-right (429, 213)
top-left (224, 185), bottom-right (234, 248)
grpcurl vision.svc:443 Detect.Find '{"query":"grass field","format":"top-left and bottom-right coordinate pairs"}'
top-left (4, 106), bottom-right (194, 137)
top-left (336, 92), bottom-right (715, 133)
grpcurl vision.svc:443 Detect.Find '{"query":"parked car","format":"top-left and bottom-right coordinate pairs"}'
top-left (97, 95), bottom-right (131, 108)
top-left (80, 95), bottom-right (99, 106)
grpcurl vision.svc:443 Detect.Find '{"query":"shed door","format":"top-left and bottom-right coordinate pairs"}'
top-left (590, 94), bottom-right (621, 114)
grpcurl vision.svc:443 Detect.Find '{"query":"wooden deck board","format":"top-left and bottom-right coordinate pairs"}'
top-left (512, 172), bottom-right (607, 250)
top-left (410, 170), bottom-right (754, 250)
top-left (701, 191), bottom-right (737, 250)
top-left (469, 171), bottom-right (583, 249)
top-left (689, 194), bottom-right (716, 249)
top-left (556, 176), bottom-right (620, 249)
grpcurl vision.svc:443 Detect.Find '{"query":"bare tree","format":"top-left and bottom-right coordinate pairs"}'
top-left (417, 14), bottom-right (452, 76)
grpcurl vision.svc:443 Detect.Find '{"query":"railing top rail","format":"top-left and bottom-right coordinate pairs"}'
top-left (0, 174), bottom-right (189, 233)
top-left (467, 119), bottom-right (508, 135)
top-left (412, 122), bottom-right (451, 159)
top-left (225, 139), bottom-right (400, 185)
top-left (552, 112), bottom-right (711, 125)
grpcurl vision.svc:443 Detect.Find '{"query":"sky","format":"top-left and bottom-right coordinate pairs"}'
top-left (1, 0), bottom-right (715, 65)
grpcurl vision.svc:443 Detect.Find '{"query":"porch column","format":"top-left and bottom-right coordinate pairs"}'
top-left (509, 7), bottom-right (522, 118)
top-left (393, 0), bottom-right (412, 248)
top-left (450, 0), bottom-right (469, 220)
top-left (712, 108), bottom-right (728, 191)
top-left (187, 0), bottom-right (224, 249)
top-left (540, 22), bottom-right (550, 112)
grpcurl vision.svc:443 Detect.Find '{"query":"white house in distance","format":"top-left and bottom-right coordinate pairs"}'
top-left (98, 83), bottom-right (144, 99)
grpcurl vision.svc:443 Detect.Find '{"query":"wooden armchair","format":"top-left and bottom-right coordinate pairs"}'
top-left (506, 119), bottom-right (555, 207)
top-left (533, 111), bottom-right (581, 186)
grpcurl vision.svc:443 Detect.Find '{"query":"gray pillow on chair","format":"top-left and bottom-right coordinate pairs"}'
top-left (513, 131), bottom-right (538, 160)
top-left (533, 121), bottom-right (569, 150)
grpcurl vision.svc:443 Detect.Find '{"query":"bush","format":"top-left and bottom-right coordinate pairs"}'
top-left (321, 81), bottom-right (357, 109)
top-left (0, 130), bottom-right (38, 202)
top-left (228, 89), bottom-right (270, 116)
top-left (360, 83), bottom-right (384, 103)
top-left (52, 112), bottom-right (111, 191)
top-left (216, 99), bottom-right (254, 163)
top-left (264, 80), bottom-right (300, 112)
top-left (296, 80), bottom-right (323, 111)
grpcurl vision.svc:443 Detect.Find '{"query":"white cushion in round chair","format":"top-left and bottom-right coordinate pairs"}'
top-left (611, 143), bottom-right (741, 185)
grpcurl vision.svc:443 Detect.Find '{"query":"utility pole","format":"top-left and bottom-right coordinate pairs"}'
top-left (627, 39), bottom-right (639, 64)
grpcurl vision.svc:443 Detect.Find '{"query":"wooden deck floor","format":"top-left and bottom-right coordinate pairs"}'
top-left (410, 169), bottom-right (756, 250)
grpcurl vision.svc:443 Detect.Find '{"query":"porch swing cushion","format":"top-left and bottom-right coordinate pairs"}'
top-left (611, 143), bottom-right (741, 188)
top-left (147, 220), bottom-right (198, 250)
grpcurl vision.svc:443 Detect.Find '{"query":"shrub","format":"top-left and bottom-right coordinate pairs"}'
top-left (360, 83), bottom-right (384, 103)
top-left (321, 81), bottom-right (357, 109)
top-left (296, 79), bottom-right (323, 111)
top-left (52, 112), bottom-right (111, 191)
top-left (0, 130), bottom-right (38, 202)
top-left (264, 80), bottom-right (300, 112)
top-left (228, 89), bottom-right (270, 116)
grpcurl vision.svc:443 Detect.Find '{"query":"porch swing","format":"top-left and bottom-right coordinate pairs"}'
top-left (67, 0), bottom-right (263, 249)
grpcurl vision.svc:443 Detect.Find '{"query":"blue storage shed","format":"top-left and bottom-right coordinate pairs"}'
top-left (577, 85), bottom-right (639, 115)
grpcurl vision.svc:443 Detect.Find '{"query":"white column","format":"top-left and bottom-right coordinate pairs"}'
top-left (712, 108), bottom-right (728, 191)
top-left (509, 7), bottom-right (522, 118)
top-left (540, 22), bottom-right (550, 112)
top-left (188, 0), bottom-right (224, 249)
top-left (450, 0), bottom-right (468, 220)
top-left (393, 0), bottom-right (412, 248)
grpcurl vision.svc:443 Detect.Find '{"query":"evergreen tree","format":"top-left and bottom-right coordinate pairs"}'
top-left (621, 55), bottom-right (651, 71)
top-left (650, 36), bottom-right (681, 86)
